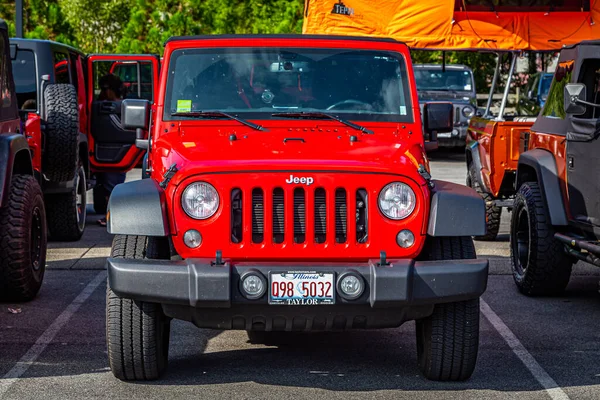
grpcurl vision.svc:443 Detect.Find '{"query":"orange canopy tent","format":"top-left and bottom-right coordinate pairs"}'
top-left (303, 1), bottom-right (600, 51)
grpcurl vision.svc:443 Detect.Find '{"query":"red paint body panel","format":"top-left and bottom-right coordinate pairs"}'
top-left (86, 54), bottom-right (160, 173)
top-left (468, 117), bottom-right (535, 197)
top-left (25, 114), bottom-right (42, 172)
top-left (149, 37), bottom-right (430, 262)
top-left (527, 131), bottom-right (569, 218)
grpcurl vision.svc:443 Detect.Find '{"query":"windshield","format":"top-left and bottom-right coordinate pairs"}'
top-left (12, 49), bottom-right (37, 110)
top-left (414, 68), bottom-right (474, 93)
top-left (540, 74), bottom-right (553, 98)
top-left (165, 48), bottom-right (413, 122)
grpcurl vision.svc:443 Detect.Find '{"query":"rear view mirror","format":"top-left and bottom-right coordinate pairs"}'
top-left (122, 99), bottom-right (150, 130)
top-left (121, 99), bottom-right (150, 149)
top-left (423, 102), bottom-right (453, 134)
top-left (564, 83), bottom-right (587, 115)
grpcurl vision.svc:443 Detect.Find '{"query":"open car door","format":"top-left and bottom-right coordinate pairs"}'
top-left (86, 54), bottom-right (160, 172)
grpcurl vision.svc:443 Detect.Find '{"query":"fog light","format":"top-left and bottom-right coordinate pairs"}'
top-left (183, 230), bottom-right (202, 248)
top-left (337, 273), bottom-right (364, 300)
top-left (240, 272), bottom-right (266, 300)
top-left (396, 229), bottom-right (415, 248)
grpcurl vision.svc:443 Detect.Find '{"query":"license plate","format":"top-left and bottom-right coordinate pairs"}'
top-left (269, 272), bottom-right (335, 305)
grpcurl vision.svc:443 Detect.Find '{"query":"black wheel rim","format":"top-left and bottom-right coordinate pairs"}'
top-left (76, 167), bottom-right (86, 231)
top-left (31, 207), bottom-right (43, 271)
top-left (514, 206), bottom-right (530, 276)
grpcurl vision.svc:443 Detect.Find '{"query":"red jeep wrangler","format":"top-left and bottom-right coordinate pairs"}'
top-left (105, 35), bottom-right (489, 381)
top-left (0, 21), bottom-right (47, 301)
top-left (10, 38), bottom-right (160, 220)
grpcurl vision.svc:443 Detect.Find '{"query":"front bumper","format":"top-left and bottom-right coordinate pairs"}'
top-left (437, 125), bottom-right (468, 145)
top-left (107, 258), bottom-right (488, 330)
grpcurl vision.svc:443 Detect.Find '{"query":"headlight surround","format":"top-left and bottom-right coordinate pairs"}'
top-left (378, 182), bottom-right (416, 220)
top-left (462, 105), bottom-right (475, 118)
top-left (181, 182), bottom-right (219, 219)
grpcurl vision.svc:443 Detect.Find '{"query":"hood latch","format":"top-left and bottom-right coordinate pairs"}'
top-left (159, 163), bottom-right (178, 189)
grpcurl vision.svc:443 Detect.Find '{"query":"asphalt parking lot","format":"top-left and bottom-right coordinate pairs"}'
top-left (1, 151), bottom-right (600, 399)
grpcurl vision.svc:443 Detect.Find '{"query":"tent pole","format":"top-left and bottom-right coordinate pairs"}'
top-left (497, 53), bottom-right (517, 121)
top-left (484, 53), bottom-right (501, 118)
top-left (16, 0), bottom-right (23, 38)
top-left (442, 51), bottom-right (446, 72)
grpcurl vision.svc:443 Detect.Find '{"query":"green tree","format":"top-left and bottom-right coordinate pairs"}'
top-left (116, 0), bottom-right (304, 54)
top-left (0, 0), bottom-right (75, 45)
top-left (60, 0), bottom-right (132, 53)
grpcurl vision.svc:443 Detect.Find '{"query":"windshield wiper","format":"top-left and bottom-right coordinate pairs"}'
top-left (171, 111), bottom-right (267, 131)
top-left (272, 112), bottom-right (373, 134)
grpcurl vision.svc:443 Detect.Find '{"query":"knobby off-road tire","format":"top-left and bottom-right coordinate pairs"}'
top-left (0, 174), bottom-right (47, 301)
top-left (510, 182), bottom-right (573, 295)
top-left (467, 163), bottom-right (501, 241)
top-left (107, 235), bottom-right (171, 380)
top-left (43, 84), bottom-right (79, 182)
top-left (93, 184), bottom-right (108, 215)
top-left (46, 164), bottom-right (86, 241)
top-left (416, 236), bottom-right (480, 381)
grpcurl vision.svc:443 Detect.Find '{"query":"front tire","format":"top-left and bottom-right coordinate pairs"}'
top-left (416, 236), bottom-right (480, 381)
top-left (107, 235), bottom-right (171, 380)
top-left (46, 164), bottom-right (87, 241)
top-left (510, 182), bottom-right (573, 295)
top-left (467, 163), bottom-right (501, 241)
top-left (0, 175), bottom-right (47, 301)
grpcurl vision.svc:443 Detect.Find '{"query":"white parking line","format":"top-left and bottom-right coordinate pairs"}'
top-left (0, 271), bottom-right (106, 398)
top-left (480, 298), bottom-right (570, 400)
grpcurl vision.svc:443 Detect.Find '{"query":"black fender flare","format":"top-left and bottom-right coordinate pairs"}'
top-left (427, 180), bottom-right (486, 237)
top-left (107, 179), bottom-right (170, 236)
top-left (0, 134), bottom-right (33, 207)
top-left (465, 141), bottom-right (487, 192)
top-left (516, 148), bottom-right (567, 226)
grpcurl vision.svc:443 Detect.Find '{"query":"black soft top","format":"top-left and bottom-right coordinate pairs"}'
top-left (9, 38), bottom-right (84, 57)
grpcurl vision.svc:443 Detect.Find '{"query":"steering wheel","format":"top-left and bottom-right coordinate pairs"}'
top-left (326, 99), bottom-right (373, 111)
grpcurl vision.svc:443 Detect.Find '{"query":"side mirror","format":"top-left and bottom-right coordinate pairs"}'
top-left (121, 99), bottom-right (150, 149)
top-left (423, 102), bottom-right (453, 134)
top-left (564, 83), bottom-right (587, 115)
top-left (9, 44), bottom-right (16, 60)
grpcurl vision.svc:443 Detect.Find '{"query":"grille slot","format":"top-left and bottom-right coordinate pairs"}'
top-left (252, 188), bottom-right (264, 243)
top-left (231, 188), bottom-right (243, 243)
top-left (272, 188), bottom-right (285, 244)
top-left (314, 188), bottom-right (327, 243)
top-left (356, 189), bottom-right (368, 243)
top-left (294, 188), bottom-right (306, 243)
top-left (335, 189), bottom-right (347, 243)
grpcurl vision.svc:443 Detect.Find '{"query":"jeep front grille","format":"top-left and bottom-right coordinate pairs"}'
top-left (234, 187), bottom-right (367, 245)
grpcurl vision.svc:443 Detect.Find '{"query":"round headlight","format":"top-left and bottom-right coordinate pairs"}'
top-left (181, 182), bottom-right (219, 219)
top-left (462, 106), bottom-right (475, 118)
top-left (378, 182), bottom-right (416, 220)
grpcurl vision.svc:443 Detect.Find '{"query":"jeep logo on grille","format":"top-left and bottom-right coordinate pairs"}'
top-left (285, 174), bottom-right (314, 186)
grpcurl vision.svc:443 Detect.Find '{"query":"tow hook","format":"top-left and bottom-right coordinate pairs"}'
top-left (378, 251), bottom-right (390, 266)
top-left (159, 163), bottom-right (178, 188)
top-left (212, 250), bottom-right (224, 266)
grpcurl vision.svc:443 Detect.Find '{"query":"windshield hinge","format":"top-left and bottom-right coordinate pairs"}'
top-left (159, 163), bottom-right (178, 189)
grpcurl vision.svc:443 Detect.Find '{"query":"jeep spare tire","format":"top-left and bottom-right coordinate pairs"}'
top-left (43, 84), bottom-right (79, 182)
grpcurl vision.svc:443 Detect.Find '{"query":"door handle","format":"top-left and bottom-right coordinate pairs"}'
top-left (101, 104), bottom-right (116, 113)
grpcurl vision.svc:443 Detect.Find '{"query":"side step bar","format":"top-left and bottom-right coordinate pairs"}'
top-left (555, 233), bottom-right (600, 267)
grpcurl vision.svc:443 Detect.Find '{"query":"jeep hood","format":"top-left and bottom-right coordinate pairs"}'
top-left (157, 124), bottom-right (427, 186)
